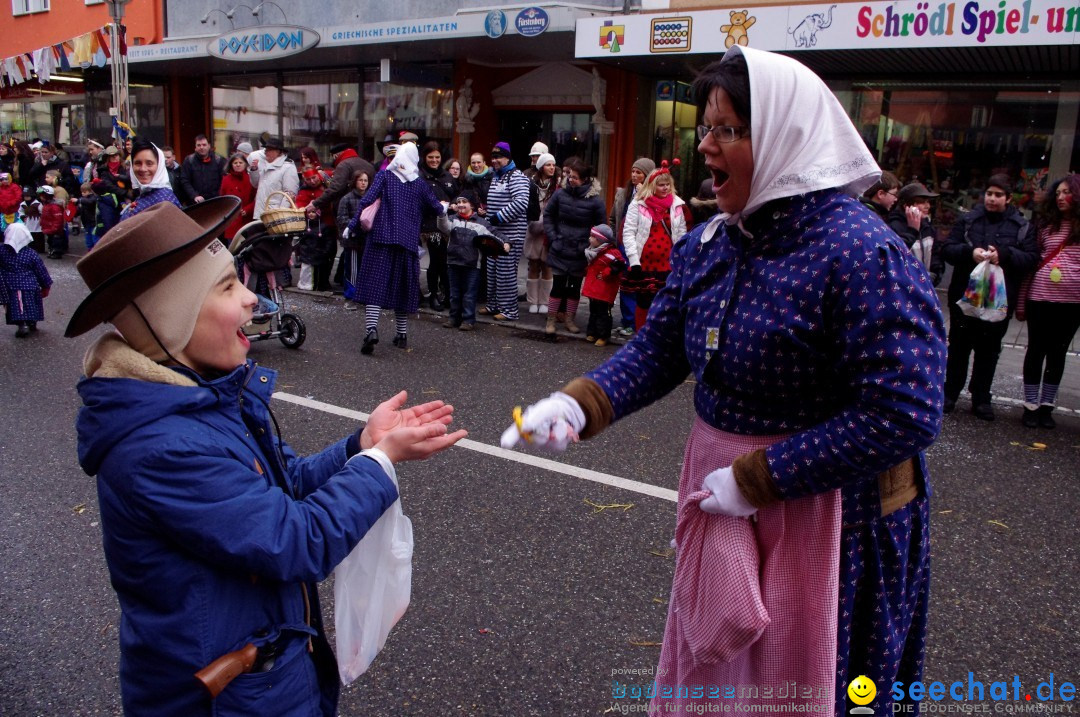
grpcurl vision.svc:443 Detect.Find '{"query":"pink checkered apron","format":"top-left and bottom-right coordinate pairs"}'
top-left (649, 417), bottom-right (842, 714)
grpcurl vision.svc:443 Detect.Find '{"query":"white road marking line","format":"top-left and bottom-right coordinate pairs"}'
top-left (272, 392), bottom-right (678, 503)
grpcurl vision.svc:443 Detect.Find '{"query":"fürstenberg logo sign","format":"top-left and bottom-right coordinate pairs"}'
top-left (208, 25), bottom-right (321, 61)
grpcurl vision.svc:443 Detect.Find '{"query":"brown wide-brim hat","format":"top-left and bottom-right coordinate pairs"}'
top-left (65, 197), bottom-right (240, 338)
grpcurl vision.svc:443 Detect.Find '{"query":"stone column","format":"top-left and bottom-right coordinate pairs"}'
top-left (456, 119), bottom-right (475, 163)
top-left (594, 119), bottom-right (615, 195)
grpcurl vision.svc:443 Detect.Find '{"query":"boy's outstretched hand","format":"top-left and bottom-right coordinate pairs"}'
top-left (362, 391), bottom-right (467, 462)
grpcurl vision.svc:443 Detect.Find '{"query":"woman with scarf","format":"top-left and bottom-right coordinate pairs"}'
top-left (1018, 174), bottom-right (1080, 429)
top-left (608, 157), bottom-right (655, 337)
top-left (0, 143), bottom-right (15, 178)
top-left (91, 145), bottom-right (128, 234)
top-left (120, 140), bottom-right (182, 222)
top-left (345, 142), bottom-right (450, 355)
top-left (501, 47), bottom-right (945, 716)
top-left (541, 156), bottom-right (606, 334)
top-left (524, 153), bottom-right (559, 315)
top-left (419, 141), bottom-right (459, 311)
top-left (483, 142), bottom-right (531, 321)
top-left (620, 161), bottom-right (691, 330)
top-left (219, 153), bottom-right (255, 241)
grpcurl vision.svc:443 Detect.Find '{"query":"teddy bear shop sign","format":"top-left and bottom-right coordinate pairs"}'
top-left (576, 0), bottom-right (1078, 57)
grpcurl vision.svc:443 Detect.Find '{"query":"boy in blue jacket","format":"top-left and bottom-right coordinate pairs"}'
top-left (67, 198), bottom-right (466, 717)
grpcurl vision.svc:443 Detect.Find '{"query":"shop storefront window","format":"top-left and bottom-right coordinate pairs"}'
top-left (212, 73), bottom-right (280, 157)
top-left (840, 81), bottom-right (1079, 220)
top-left (363, 82), bottom-right (454, 164)
top-left (496, 111), bottom-right (597, 171)
top-left (282, 70), bottom-right (360, 162)
top-left (0, 101), bottom-right (51, 139)
top-left (650, 80), bottom-right (704, 201)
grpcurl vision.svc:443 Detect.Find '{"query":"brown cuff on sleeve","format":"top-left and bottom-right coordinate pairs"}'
top-left (732, 448), bottom-right (783, 509)
top-left (560, 377), bottom-right (615, 440)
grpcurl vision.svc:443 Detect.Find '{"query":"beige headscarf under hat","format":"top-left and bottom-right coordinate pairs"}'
top-left (110, 238), bottom-right (234, 362)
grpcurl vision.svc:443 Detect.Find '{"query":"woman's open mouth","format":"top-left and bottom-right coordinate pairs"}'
top-left (236, 328), bottom-right (251, 349)
top-left (711, 168), bottom-right (730, 194)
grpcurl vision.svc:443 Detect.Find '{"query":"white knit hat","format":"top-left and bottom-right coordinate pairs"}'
top-left (529, 141), bottom-right (549, 157)
top-left (534, 153), bottom-right (555, 171)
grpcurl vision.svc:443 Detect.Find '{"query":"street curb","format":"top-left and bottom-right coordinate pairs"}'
top-left (283, 286), bottom-right (633, 346)
top-left (285, 287), bottom-right (1078, 416)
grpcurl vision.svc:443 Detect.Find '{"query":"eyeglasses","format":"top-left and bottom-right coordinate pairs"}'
top-left (696, 124), bottom-right (751, 143)
top-left (886, 189), bottom-right (900, 197)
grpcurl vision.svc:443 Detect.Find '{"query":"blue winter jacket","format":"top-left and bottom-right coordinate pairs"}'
top-left (76, 342), bottom-right (398, 716)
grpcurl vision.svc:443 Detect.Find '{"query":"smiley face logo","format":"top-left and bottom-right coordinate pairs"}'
top-left (847, 675), bottom-right (877, 706)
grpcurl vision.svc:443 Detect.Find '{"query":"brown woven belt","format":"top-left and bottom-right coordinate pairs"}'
top-left (877, 457), bottom-right (919, 517)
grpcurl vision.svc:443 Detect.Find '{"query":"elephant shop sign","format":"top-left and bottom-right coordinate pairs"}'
top-left (208, 25), bottom-right (321, 61)
top-left (574, 0), bottom-right (1079, 57)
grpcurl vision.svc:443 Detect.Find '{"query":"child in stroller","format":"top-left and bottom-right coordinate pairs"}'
top-left (229, 221), bottom-right (307, 348)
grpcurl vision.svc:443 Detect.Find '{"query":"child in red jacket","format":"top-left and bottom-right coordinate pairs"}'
top-left (295, 169), bottom-right (336, 291)
top-left (582, 224), bottom-right (625, 347)
top-left (38, 186), bottom-right (67, 259)
top-left (0, 172), bottom-right (22, 224)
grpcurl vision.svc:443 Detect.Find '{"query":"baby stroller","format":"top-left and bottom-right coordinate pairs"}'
top-left (229, 221), bottom-right (307, 349)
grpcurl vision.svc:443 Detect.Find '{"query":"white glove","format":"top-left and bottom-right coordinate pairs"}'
top-left (698, 466), bottom-right (757, 517)
top-left (341, 227), bottom-right (351, 241)
top-left (500, 392), bottom-right (585, 452)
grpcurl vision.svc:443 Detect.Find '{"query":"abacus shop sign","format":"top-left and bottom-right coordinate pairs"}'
top-left (208, 25), bottom-right (321, 61)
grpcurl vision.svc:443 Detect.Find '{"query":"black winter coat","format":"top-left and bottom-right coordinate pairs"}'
top-left (941, 204), bottom-right (1038, 315)
top-left (420, 166), bottom-right (459, 233)
top-left (180, 152), bottom-right (227, 201)
top-left (464, 171), bottom-right (492, 208)
top-left (887, 208), bottom-right (945, 284)
top-left (543, 179), bottom-right (606, 275)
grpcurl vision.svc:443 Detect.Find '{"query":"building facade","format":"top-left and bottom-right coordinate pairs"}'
top-left (3, 0), bottom-right (1076, 210)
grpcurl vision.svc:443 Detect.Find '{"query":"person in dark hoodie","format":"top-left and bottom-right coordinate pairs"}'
top-left (67, 198), bottom-right (465, 717)
top-left (940, 173), bottom-right (1039, 420)
top-left (687, 177), bottom-right (718, 227)
top-left (179, 134), bottom-right (227, 204)
top-left (443, 189), bottom-right (499, 330)
top-left (419, 141), bottom-right (459, 310)
top-left (859, 170), bottom-right (900, 220)
top-left (887, 182), bottom-right (945, 285)
top-left (305, 142), bottom-right (376, 221)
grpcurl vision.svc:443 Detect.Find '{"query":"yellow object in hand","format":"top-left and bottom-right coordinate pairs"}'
top-left (512, 406), bottom-right (533, 443)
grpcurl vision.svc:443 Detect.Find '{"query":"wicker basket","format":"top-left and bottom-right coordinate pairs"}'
top-left (261, 191), bottom-right (306, 235)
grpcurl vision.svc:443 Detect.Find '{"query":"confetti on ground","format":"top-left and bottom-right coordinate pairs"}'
top-left (988, 520), bottom-right (1010, 529)
top-left (584, 499), bottom-right (634, 514)
top-left (477, 628), bottom-right (492, 635)
top-left (72, 503), bottom-right (86, 515)
top-left (1009, 441), bottom-right (1047, 451)
top-left (421, 388), bottom-right (439, 395)
top-left (937, 510), bottom-right (953, 515)
top-left (652, 597), bottom-right (669, 605)
top-left (649, 548), bottom-right (675, 558)
top-left (628, 639), bottom-right (662, 647)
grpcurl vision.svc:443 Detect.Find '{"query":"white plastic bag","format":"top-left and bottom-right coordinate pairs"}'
top-left (333, 484), bottom-right (413, 684)
top-left (956, 260), bottom-right (1008, 322)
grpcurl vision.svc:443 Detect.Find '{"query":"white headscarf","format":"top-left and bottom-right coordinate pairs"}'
top-left (721, 46), bottom-right (879, 224)
top-left (388, 142), bottom-right (420, 183)
top-left (3, 221), bottom-right (33, 253)
top-left (129, 143), bottom-right (173, 191)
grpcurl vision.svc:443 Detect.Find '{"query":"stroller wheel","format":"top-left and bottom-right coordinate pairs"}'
top-left (279, 313), bottom-right (306, 349)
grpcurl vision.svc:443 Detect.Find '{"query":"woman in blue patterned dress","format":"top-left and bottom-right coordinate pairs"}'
top-left (120, 140), bottom-right (182, 222)
top-left (502, 47), bottom-right (946, 716)
top-left (345, 142), bottom-right (449, 354)
top-left (0, 221), bottom-right (52, 337)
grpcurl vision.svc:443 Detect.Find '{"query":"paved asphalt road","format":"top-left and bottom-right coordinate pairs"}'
top-left (0, 255), bottom-right (1077, 716)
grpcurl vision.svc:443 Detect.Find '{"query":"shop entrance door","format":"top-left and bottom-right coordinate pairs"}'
top-left (497, 110), bottom-right (597, 171)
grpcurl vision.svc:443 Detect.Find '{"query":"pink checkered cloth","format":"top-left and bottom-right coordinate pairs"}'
top-left (649, 417), bottom-right (841, 715)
